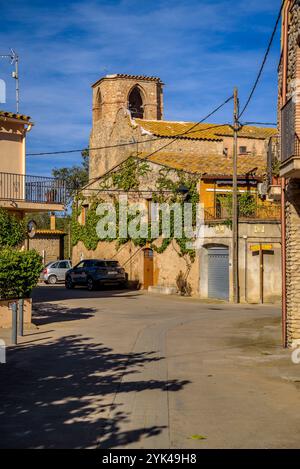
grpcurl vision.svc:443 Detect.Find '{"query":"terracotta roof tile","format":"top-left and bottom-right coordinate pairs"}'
top-left (135, 119), bottom-right (277, 141)
top-left (137, 152), bottom-right (266, 178)
top-left (135, 119), bottom-right (222, 141)
top-left (0, 110), bottom-right (31, 122)
top-left (35, 229), bottom-right (66, 235)
top-left (92, 74), bottom-right (163, 87)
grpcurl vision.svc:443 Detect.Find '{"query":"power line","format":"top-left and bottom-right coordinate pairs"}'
top-left (242, 121), bottom-right (277, 126)
top-left (136, 96), bottom-right (234, 163)
top-left (82, 124), bottom-right (230, 190)
top-left (83, 96), bottom-right (234, 190)
top-left (26, 138), bottom-right (155, 157)
top-left (238, 2), bottom-right (284, 119)
top-left (26, 115), bottom-right (233, 157)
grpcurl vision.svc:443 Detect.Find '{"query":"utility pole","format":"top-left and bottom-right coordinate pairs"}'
top-left (232, 87), bottom-right (239, 303)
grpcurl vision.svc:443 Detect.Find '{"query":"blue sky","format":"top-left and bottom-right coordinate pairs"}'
top-left (0, 0), bottom-right (281, 176)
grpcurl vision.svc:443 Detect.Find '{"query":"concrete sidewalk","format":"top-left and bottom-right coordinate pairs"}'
top-left (0, 287), bottom-right (299, 448)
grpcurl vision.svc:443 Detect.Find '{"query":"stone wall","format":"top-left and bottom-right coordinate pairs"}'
top-left (287, 1), bottom-right (300, 100)
top-left (285, 181), bottom-right (300, 345)
top-left (89, 75), bottom-right (271, 181)
top-left (28, 235), bottom-right (64, 264)
top-left (282, 1), bottom-right (300, 346)
top-left (72, 220), bottom-right (281, 303)
top-left (0, 298), bottom-right (32, 329)
top-left (72, 239), bottom-right (200, 294)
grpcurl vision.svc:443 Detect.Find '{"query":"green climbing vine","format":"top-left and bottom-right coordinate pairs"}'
top-left (72, 157), bottom-right (200, 261)
top-left (215, 192), bottom-right (258, 228)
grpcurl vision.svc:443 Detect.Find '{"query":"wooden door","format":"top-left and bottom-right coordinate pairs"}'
top-left (143, 248), bottom-right (154, 289)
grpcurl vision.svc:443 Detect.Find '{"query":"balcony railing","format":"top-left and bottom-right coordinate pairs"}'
top-left (0, 172), bottom-right (66, 205)
top-left (204, 204), bottom-right (281, 222)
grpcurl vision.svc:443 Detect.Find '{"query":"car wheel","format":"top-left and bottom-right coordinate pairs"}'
top-left (48, 275), bottom-right (58, 285)
top-left (87, 277), bottom-right (95, 291)
top-left (65, 276), bottom-right (75, 289)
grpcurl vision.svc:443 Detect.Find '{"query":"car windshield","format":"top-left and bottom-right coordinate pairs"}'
top-left (93, 261), bottom-right (106, 267)
top-left (106, 261), bottom-right (119, 267)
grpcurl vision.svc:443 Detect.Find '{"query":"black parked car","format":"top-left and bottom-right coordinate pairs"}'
top-left (65, 259), bottom-right (127, 291)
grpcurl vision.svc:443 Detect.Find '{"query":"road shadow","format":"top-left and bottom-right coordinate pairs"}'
top-left (32, 303), bottom-right (96, 326)
top-left (0, 334), bottom-right (190, 448)
top-left (32, 285), bottom-right (141, 303)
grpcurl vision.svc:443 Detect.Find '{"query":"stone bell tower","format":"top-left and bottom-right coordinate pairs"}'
top-left (89, 74), bottom-right (164, 180)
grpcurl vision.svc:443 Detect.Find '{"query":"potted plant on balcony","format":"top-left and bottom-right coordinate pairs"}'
top-left (0, 209), bottom-right (42, 328)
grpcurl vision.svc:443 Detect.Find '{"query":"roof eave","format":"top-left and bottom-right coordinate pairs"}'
top-left (91, 74), bottom-right (164, 88)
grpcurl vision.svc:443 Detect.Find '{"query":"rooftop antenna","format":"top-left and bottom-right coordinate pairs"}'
top-left (0, 49), bottom-right (20, 113)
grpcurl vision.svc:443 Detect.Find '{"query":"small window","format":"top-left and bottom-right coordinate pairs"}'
top-left (75, 261), bottom-right (85, 269)
top-left (239, 146), bottom-right (247, 154)
top-left (51, 262), bottom-right (59, 269)
top-left (150, 201), bottom-right (159, 222)
top-left (94, 89), bottom-right (102, 121)
top-left (128, 87), bottom-right (144, 119)
top-left (58, 261), bottom-right (69, 269)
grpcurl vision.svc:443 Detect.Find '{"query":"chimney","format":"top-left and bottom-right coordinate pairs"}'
top-left (50, 213), bottom-right (56, 231)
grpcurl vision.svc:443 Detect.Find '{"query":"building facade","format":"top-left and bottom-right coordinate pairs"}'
top-left (278, 0), bottom-right (300, 346)
top-left (73, 74), bottom-right (282, 303)
top-left (0, 110), bottom-right (65, 218)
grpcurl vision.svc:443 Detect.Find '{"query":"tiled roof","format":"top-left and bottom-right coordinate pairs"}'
top-left (135, 119), bottom-right (222, 141)
top-left (215, 125), bottom-right (278, 140)
top-left (135, 119), bottom-right (277, 141)
top-left (137, 152), bottom-right (266, 178)
top-left (0, 110), bottom-right (31, 122)
top-left (35, 229), bottom-right (66, 236)
top-left (92, 74), bottom-right (163, 87)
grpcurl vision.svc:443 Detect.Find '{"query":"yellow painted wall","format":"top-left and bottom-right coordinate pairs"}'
top-left (0, 119), bottom-right (25, 175)
top-left (199, 179), bottom-right (278, 215)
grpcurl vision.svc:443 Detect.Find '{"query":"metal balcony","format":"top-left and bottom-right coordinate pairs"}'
top-left (280, 133), bottom-right (300, 177)
top-left (204, 204), bottom-right (281, 222)
top-left (280, 98), bottom-right (300, 177)
top-left (0, 172), bottom-right (66, 205)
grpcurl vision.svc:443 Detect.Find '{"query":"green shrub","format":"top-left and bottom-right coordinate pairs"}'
top-left (0, 248), bottom-right (43, 299)
top-left (0, 209), bottom-right (26, 247)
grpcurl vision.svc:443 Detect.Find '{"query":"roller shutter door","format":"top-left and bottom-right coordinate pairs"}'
top-left (208, 247), bottom-right (229, 300)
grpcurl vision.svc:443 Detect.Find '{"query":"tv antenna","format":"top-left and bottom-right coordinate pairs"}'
top-left (0, 49), bottom-right (20, 113)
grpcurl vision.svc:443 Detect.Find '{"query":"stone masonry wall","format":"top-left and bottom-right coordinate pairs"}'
top-left (28, 235), bottom-right (63, 264)
top-left (285, 181), bottom-right (300, 345)
top-left (284, 1), bottom-right (300, 346)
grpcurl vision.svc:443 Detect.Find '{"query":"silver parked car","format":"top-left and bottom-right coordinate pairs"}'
top-left (42, 260), bottom-right (72, 284)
